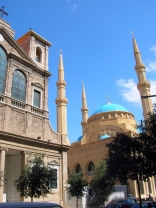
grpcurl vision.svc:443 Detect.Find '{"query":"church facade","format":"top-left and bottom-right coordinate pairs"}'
top-left (0, 18), bottom-right (70, 207)
top-left (67, 36), bottom-right (155, 200)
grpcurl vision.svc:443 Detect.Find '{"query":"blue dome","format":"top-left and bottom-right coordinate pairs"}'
top-left (93, 103), bottom-right (128, 115)
top-left (78, 136), bottom-right (83, 141)
top-left (100, 134), bottom-right (111, 140)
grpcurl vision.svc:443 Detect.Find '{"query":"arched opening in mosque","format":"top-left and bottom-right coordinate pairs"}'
top-left (76, 164), bottom-right (82, 173)
top-left (88, 161), bottom-right (94, 176)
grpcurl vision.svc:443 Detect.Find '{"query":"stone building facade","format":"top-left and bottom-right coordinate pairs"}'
top-left (67, 36), bottom-right (155, 200)
top-left (0, 18), bottom-right (70, 207)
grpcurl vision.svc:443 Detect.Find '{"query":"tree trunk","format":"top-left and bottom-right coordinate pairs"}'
top-left (136, 177), bottom-right (142, 208)
top-left (31, 197), bottom-right (33, 202)
top-left (76, 196), bottom-right (79, 208)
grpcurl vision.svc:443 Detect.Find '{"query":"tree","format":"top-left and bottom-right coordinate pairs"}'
top-left (66, 170), bottom-right (88, 208)
top-left (15, 154), bottom-right (56, 202)
top-left (89, 160), bottom-right (115, 207)
top-left (106, 133), bottom-right (152, 208)
top-left (137, 104), bottom-right (156, 176)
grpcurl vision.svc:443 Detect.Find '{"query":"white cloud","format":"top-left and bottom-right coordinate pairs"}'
top-left (71, 4), bottom-right (77, 12)
top-left (150, 45), bottom-right (156, 55)
top-left (116, 78), bottom-right (156, 106)
top-left (116, 79), bottom-right (141, 105)
top-left (149, 79), bottom-right (156, 104)
top-left (146, 60), bottom-right (156, 72)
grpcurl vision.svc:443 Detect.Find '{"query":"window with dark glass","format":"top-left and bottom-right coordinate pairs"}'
top-left (76, 164), bottom-right (82, 173)
top-left (50, 169), bottom-right (57, 189)
top-left (148, 179), bottom-right (152, 193)
top-left (0, 46), bottom-right (7, 94)
top-left (11, 70), bottom-right (26, 102)
top-left (33, 90), bottom-right (41, 108)
top-left (88, 161), bottom-right (94, 176)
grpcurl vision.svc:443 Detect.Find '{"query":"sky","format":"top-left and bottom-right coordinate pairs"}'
top-left (1, 0), bottom-right (156, 143)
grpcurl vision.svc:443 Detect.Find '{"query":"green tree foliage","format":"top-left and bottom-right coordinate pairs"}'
top-left (106, 133), bottom-right (152, 207)
top-left (14, 154), bottom-right (56, 202)
top-left (66, 170), bottom-right (88, 208)
top-left (89, 160), bottom-right (115, 207)
top-left (137, 104), bottom-right (156, 176)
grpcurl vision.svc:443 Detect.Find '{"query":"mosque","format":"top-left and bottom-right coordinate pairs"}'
top-left (0, 7), bottom-right (155, 207)
top-left (67, 36), bottom-right (154, 200)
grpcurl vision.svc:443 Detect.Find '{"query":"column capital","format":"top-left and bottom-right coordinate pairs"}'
top-left (0, 147), bottom-right (8, 151)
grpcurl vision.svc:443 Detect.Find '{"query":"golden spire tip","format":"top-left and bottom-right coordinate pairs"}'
top-left (107, 96), bottom-right (110, 104)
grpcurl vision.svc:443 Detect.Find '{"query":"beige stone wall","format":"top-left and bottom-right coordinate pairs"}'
top-left (4, 155), bottom-right (21, 202)
top-left (68, 138), bottom-right (113, 184)
top-left (0, 19), bottom-right (70, 207)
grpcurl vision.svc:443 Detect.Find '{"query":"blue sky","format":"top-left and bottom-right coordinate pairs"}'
top-left (1, 1), bottom-right (156, 143)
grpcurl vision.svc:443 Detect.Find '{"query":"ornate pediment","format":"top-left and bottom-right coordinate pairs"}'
top-left (0, 27), bottom-right (35, 64)
top-left (31, 82), bottom-right (44, 89)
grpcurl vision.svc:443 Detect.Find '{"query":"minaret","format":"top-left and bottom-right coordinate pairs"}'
top-left (132, 34), bottom-right (153, 119)
top-left (81, 84), bottom-right (88, 135)
top-left (55, 51), bottom-right (70, 144)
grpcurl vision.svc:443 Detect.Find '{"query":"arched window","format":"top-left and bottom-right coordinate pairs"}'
top-left (76, 164), bottom-right (82, 173)
top-left (0, 46), bottom-right (7, 94)
top-left (68, 167), bottom-right (70, 178)
top-left (11, 70), bottom-right (26, 102)
top-left (88, 161), bottom-right (94, 176)
top-left (35, 47), bottom-right (42, 63)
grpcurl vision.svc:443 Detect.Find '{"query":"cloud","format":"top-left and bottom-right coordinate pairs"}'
top-left (71, 4), bottom-right (77, 12)
top-left (116, 79), bottom-right (141, 105)
top-left (150, 45), bottom-right (156, 55)
top-left (145, 45), bottom-right (156, 72)
top-left (146, 60), bottom-right (156, 72)
top-left (149, 79), bottom-right (156, 104)
top-left (116, 79), bottom-right (156, 105)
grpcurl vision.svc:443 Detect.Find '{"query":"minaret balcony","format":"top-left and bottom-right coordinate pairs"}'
top-left (56, 81), bottom-right (66, 87)
top-left (55, 97), bottom-right (68, 104)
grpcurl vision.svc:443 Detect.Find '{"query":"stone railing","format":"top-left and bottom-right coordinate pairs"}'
top-left (11, 99), bottom-right (26, 109)
top-left (2, 96), bottom-right (45, 116)
top-left (31, 106), bottom-right (44, 116)
top-left (0, 94), bottom-right (4, 103)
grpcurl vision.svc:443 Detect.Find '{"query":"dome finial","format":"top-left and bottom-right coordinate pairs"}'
top-left (107, 96), bottom-right (110, 104)
top-left (82, 80), bottom-right (84, 86)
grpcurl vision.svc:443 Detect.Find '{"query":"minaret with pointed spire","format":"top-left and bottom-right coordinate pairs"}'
top-left (132, 34), bottom-right (153, 118)
top-left (81, 83), bottom-right (88, 135)
top-left (55, 51), bottom-right (70, 144)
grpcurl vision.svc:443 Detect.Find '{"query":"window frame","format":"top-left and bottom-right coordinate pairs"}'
top-left (48, 161), bottom-right (59, 191)
top-left (32, 86), bottom-right (42, 109)
top-left (11, 69), bottom-right (26, 102)
top-left (0, 46), bottom-right (7, 95)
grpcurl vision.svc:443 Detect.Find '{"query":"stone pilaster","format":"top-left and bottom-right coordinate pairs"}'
top-left (0, 148), bottom-right (7, 202)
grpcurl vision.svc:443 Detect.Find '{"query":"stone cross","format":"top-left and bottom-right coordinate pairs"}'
top-left (0, 6), bottom-right (8, 19)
